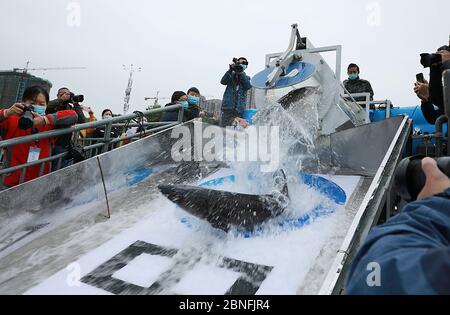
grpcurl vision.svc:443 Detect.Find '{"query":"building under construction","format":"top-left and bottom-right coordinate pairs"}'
top-left (0, 71), bottom-right (52, 109)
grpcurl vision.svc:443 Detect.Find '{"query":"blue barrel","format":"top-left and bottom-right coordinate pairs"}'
top-left (243, 109), bottom-right (258, 125)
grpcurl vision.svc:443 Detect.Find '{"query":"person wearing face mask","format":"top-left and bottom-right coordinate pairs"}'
top-left (414, 45), bottom-right (450, 124)
top-left (92, 109), bottom-right (121, 142)
top-left (0, 86), bottom-right (77, 189)
top-left (184, 87), bottom-right (202, 121)
top-left (220, 57), bottom-right (252, 127)
top-left (46, 87), bottom-right (87, 170)
top-left (343, 63), bottom-right (374, 103)
top-left (161, 91), bottom-right (189, 122)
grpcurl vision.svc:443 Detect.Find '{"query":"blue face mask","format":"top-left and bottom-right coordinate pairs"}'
top-left (188, 95), bottom-right (200, 106)
top-left (179, 100), bottom-right (189, 109)
top-left (348, 73), bottom-right (359, 81)
top-left (103, 115), bottom-right (113, 120)
top-left (241, 64), bottom-right (248, 71)
top-left (33, 105), bottom-right (46, 116)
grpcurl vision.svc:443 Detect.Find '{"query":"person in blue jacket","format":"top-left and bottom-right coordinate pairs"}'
top-left (346, 157), bottom-right (450, 295)
top-left (220, 57), bottom-right (252, 127)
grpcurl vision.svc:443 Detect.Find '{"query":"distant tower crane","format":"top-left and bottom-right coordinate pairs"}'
top-left (11, 61), bottom-right (86, 102)
top-left (144, 91), bottom-right (170, 107)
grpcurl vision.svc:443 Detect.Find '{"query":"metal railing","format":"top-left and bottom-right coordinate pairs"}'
top-left (342, 92), bottom-right (393, 124)
top-left (0, 104), bottom-right (183, 187)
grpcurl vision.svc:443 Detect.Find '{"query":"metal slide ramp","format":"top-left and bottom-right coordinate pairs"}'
top-left (0, 117), bottom-right (411, 295)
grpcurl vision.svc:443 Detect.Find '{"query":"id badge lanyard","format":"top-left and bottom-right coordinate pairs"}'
top-left (27, 128), bottom-right (41, 163)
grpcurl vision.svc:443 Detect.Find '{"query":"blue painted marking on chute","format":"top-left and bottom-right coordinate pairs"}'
top-left (199, 175), bottom-right (235, 188)
top-left (298, 174), bottom-right (346, 205)
top-left (126, 167), bottom-right (153, 186)
top-left (181, 174), bottom-right (347, 237)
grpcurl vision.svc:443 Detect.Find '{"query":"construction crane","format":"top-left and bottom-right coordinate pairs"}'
top-left (145, 91), bottom-right (170, 107)
top-left (8, 61), bottom-right (86, 102)
top-left (12, 61), bottom-right (86, 74)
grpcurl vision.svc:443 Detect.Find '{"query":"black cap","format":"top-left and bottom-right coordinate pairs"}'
top-left (171, 91), bottom-right (187, 103)
top-left (238, 57), bottom-right (249, 65)
top-left (438, 45), bottom-right (450, 52)
top-left (102, 109), bottom-right (112, 117)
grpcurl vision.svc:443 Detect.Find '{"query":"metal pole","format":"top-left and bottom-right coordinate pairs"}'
top-left (177, 108), bottom-right (184, 124)
top-left (386, 100), bottom-right (391, 119)
top-left (335, 45), bottom-right (342, 83)
top-left (435, 115), bottom-right (448, 157)
top-left (102, 122), bottom-right (113, 153)
top-left (443, 70), bottom-right (450, 154)
top-left (365, 94), bottom-right (370, 124)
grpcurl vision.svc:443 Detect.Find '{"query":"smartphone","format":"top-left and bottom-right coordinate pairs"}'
top-left (416, 73), bottom-right (425, 83)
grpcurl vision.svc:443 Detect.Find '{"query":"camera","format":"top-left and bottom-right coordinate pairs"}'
top-left (420, 53), bottom-right (442, 68)
top-left (394, 155), bottom-right (450, 202)
top-left (70, 93), bottom-right (84, 103)
top-left (231, 58), bottom-right (245, 73)
top-left (18, 105), bottom-right (35, 130)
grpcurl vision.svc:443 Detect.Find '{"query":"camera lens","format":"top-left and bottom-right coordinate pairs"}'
top-left (420, 53), bottom-right (442, 68)
top-left (18, 107), bottom-right (35, 130)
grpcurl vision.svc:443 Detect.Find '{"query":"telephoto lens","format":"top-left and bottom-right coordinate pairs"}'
top-left (420, 53), bottom-right (442, 68)
top-left (394, 156), bottom-right (450, 201)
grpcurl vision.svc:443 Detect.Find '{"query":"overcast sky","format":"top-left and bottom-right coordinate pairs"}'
top-left (1, 0), bottom-right (449, 115)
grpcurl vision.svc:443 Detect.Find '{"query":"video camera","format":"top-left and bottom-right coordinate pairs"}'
top-left (394, 155), bottom-right (450, 202)
top-left (230, 58), bottom-right (247, 73)
top-left (18, 105), bottom-right (35, 130)
top-left (420, 53), bottom-right (442, 68)
top-left (70, 93), bottom-right (84, 103)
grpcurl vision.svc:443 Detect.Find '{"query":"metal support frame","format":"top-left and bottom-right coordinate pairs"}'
top-left (435, 115), bottom-right (448, 157)
top-left (342, 93), bottom-right (371, 123)
top-left (342, 94), bottom-right (394, 124)
top-left (265, 24), bottom-right (302, 88)
top-left (0, 105), bottom-right (183, 186)
top-left (265, 45), bottom-right (342, 83)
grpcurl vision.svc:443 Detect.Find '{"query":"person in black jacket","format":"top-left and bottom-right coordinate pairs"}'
top-left (92, 109), bottom-right (121, 140)
top-left (46, 87), bottom-right (87, 170)
top-left (160, 91), bottom-right (188, 122)
top-left (343, 63), bottom-right (375, 103)
top-left (415, 45), bottom-right (450, 124)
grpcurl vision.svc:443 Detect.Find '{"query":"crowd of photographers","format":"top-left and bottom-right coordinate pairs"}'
top-left (0, 83), bottom-right (212, 190)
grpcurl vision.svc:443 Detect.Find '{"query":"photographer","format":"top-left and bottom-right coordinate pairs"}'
top-left (220, 57), bottom-right (252, 127)
top-left (46, 87), bottom-right (86, 169)
top-left (46, 87), bottom-right (86, 123)
top-left (414, 46), bottom-right (450, 124)
top-left (0, 86), bottom-right (77, 189)
top-left (346, 158), bottom-right (450, 294)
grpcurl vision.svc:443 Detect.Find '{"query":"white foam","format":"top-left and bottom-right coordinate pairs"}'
top-left (26, 173), bottom-right (360, 295)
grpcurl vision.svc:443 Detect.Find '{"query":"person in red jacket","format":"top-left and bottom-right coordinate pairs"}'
top-left (0, 86), bottom-right (78, 189)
